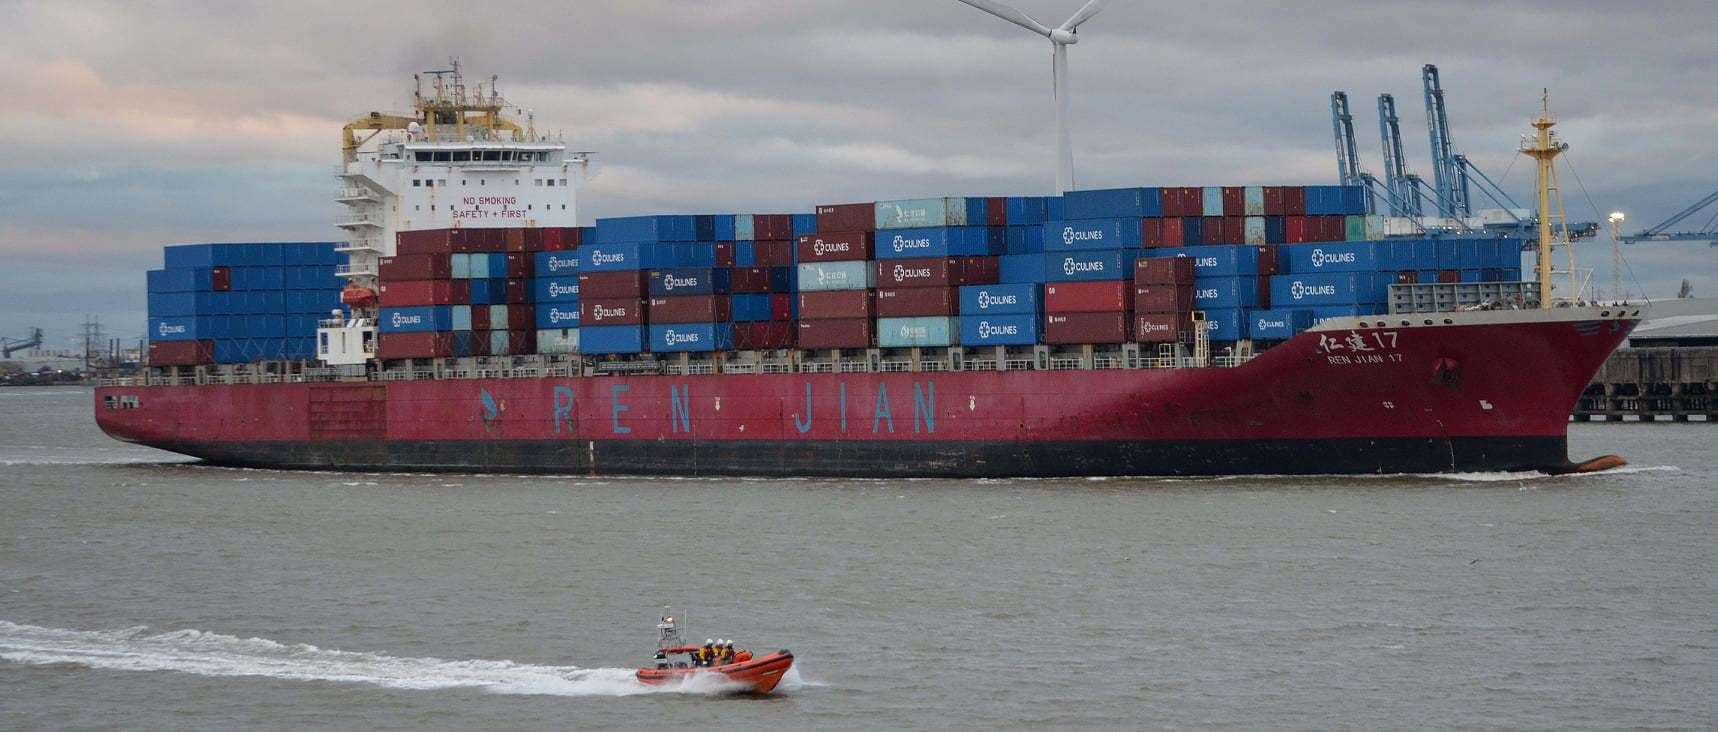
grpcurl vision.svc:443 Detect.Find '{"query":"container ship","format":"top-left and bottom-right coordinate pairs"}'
top-left (95, 67), bottom-right (1642, 477)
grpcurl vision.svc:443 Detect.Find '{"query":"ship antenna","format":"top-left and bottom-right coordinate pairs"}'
top-left (1519, 88), bottom-right (1575, 308)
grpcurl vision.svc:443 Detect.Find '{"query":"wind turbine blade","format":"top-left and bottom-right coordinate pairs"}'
top-left (954, 0), bottom-right (1052, 36)
top-left (1058, 0), bottom-right (1105, 31)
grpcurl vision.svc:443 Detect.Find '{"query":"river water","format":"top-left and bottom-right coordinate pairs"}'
top-left (2, 387), bottom-right (1713, 729)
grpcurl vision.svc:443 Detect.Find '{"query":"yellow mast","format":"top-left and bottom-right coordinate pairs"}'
top-left (1518, 90), bottom-right (1575, 308)
top-left (340, 60), bottom-right (525, 163)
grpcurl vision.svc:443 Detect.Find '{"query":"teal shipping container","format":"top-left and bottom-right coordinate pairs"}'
top-left (876, 316), bottom-right (957, 347)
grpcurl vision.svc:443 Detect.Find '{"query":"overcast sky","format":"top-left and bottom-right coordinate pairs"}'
top-left (3, 0), bottom-right (1715, 350)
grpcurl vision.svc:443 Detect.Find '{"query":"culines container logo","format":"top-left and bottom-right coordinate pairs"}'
top-left (590, 251), bottom-right (626, 266)
top-left (663, 274), bottom-right (698, 291)
top-left (976, 320), bottom-right (1018, 339)
top-left (592, 304), bottom-right (628, 321)
top-left (1062, 257), bottom-right (1104, 276)
top-left (1309, 248), bottom-right (1355, 268)
top-left (156, 322), bottom-right (187, 336)
top-left (548, 282), bottom-right (579, 298)
top-left (546, 257), bottom-right (577, 273)
top-left (892, 264), bottom-right (931, 281)
top-left (548, 308), bottom-right (578, 324)
top-left (390, 312), bottom-right (422, 328)
top-left (1289, 281), bottom-right (1336, 300)
top-left (975, 291), bottom-right (1017, 309)
top-left (891, 235), bottom-right (931, 254)
top-left (1138, 320), bottom-right (1170, 334)
top-left (663, 329), bottom-right (700, 345)
top-left (1195, 288), bottom-right (1217, 300)
top-left (1257, 317), bottom-right (1287, 331)
top-left (811, 239), bottom-right (850, 257)
top-left (1062, 226), bottom-right (1102, 246)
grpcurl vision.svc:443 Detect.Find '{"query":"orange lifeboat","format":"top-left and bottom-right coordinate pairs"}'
top-left (340, 285), bottom-right (377, 308)
top-left (635, 647), bottom-right (795, 694)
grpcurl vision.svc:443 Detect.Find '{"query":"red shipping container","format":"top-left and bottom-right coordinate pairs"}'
top-left (1181, 187), bottom-right (1204, 216)
top-left (874, 287), bottom-right (956, 317)
top-left (755, 240), bottom-right (795, 266)
top-left (211, 266), bottom-right (231, 291)
top-left (1161, 217), bottom-right (1184, 247)
top-left (875, 257), bottom-right (999, 288)
top-left (733, 321), bottom-right (796, 350)
top-left (379, 280), bottom-right (462, 306)
top-left (378, 332), bottom-right (452, 359)
top-left (579, 271), bottom-right (648, 299)
top-left (753, 214), bottom-right (793, 240)
top-left (396, 229), bottom-right (454, 255)
top-left (508, 330), bottom-right (536, 355)
top-left (505, 278), bottom-right (528, 304)
top-left (379, 254), bottom-right (451, 281)
top-left (1223, 217), bottom-right (1247, 246)
top-left (1283, 186), bottom-right (1307, 216)
top-left (541, 227), bottom-right (581, 251)
top-left (1396, 271), bottom-right (1418, 285)
top-left (581, 298), bottom-right (645, 326)
top-left (1157, 187), bottom-right (1185, 217)
top-left (1263, 186), bottom-right (1286, 216)
top-left (986, 196), bottom-right (1007, 226)
top-left (797, 318), bottom-right (872, 349)
top-left (797, 290), bottom-right (873, 319)
top-left (1134, 313), bottom-right (1192, 343)
top-left (1221, 186), bottom-right (1245, 216)
top-left (1133, 284), bottom-right (1196, 312)
top-left (714, 242), bottom-right (737, 268)
top-left (502, 229), bottom-right (526, 252)
top-left (503, 305), bottom-right (534, 331)
top-left (730, 267), bottom-right (783, 294)
top-left (1256, 277), bottom-right (1271, 309)
top-left (1045, 281), bottom-right (1130, 313)
top-left (504, 253), bottom-right (534, 279)
top-left (1044, 312), bottom-right (1130, 344)
top-left (796, 231), bottom-right (874, 262)
top-left (1202, 216), bottom-right (1226, 245)
top-left (1325, 215), bottom-right (1348, 242)
top-left (1285, 216), bottom-right (1309, 244)
top-left (767, 293), bottom-right (793, 320)
top-left (1437, 270), bottom-right (1460, 283)
top-left (1256, 246), bottom-right (1280, 277)
top-left (816, 203), bottom-right (875, 233)
top-left (148, 340), bottom-right (213, 366)
top-left (648, 295), bottom-right (731, 323)
top-left (1135, 256), bottom-right (1196, 285)
top-left (471, 305), bottom-right (491, 331)
top-left (522, 228), bottom-right (544, 252)
top-left (1140, 218), bottom-right (1165, 248)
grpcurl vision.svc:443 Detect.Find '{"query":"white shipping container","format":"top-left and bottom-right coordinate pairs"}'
top-left (537, 328), bottom-right (580, 354)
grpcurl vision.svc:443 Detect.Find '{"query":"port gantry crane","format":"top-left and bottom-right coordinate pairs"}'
top-left (1619, 187), bottom-right (1718, 247)
top-left (1376, 93), bottom-right (1426, 217)
top-left (2, 327), bottom-right (43, 359)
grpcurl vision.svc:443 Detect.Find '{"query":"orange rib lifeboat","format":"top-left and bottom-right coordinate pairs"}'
top-left (636, 646), bottom-right (795, 694)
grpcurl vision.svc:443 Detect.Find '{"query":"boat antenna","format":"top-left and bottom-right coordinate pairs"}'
top-left (657, 606), bottom-right (684, 650)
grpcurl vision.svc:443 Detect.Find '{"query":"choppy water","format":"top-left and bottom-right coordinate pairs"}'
top-left (3, 387), bottom-right (1713, 729)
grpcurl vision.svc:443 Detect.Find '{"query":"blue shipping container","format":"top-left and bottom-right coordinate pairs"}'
top-left (959, 313), bottom-right (1039, 346)
top-left (1247, 308), bottom-right (1313, 339)
top-left (1269, 273), bottom-right (1389, 306)
top-left (380, 306), bottom-right (452, 333)
top-left (1309, 305), bottom-right (1371, 327)
top-left (1043, 250), bottom-right (1137, 282)
top-left (791, 213), bottom-right (819, 240)
top-left (714, 214), bottom-right (736, 241)
top-left (649, 267), bottom-right (731, 297)
top-left (1193, 277), bottom-right (1262, 309)
top-left (874, 227), bottom-right (999, 259)
top-left (581, 325), bottom-right (647, 354)
top-left (729, 294), bottom-right (776, 321)
top-left (593, 215), bottom-right (697, 244)
top-left (532, 276), bottom-right (582, 303)
top-left (1202, 308), bottom-right (1244, 341)
top-left (959, 283), bottom-right (1040, 315)
top-left (148, 316), bottom-right (205, 342)
top-left (1283, 241), bottom-right (1386, 273)
top-left (1154, 245), bottom-right (1265, 277)
top-left (650, 323), bottom-right (732, 352)
top-left (535, 303), bottom-right (582, 329)
top-left (999, 254), bottom-right (1047, 284)
top-left (1005, 196), bottom-right (1048, 225)
top-left (1040, 218), bottom-right (1142, 251)
top-left (1061, 187), bottom-right (1162, 219)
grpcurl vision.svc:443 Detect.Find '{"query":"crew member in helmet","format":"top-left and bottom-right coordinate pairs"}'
top-left (653, 650), bottom-right (669, 669)
top-left (721, 640), bottom-right (737, 665)
top-left (698, 639), bottom-right (715, 667)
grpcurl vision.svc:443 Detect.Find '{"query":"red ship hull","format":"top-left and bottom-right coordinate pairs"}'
top-left (95, 311), bottom-right (1637, 477)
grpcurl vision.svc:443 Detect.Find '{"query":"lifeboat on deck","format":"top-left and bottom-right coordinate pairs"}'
top-left (340, 285), bottom-right (377, 308)
top-left (635, 609), bottom-right (795, 694)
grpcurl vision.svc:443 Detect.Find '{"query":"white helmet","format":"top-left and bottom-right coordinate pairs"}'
top-left (725, 640), bottom-right (735, 648)
top-left (705, 638), bottom-right (714, 645)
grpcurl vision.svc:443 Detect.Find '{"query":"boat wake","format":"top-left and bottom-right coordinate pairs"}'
top-left (0, 621), bottom-right (759, 697)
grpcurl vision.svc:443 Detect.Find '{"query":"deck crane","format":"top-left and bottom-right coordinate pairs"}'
top-left (1422, 64), bottom-right (1472, 217)
top-left (1329, 92), bottom-right (1379, 214)
top-left (1377, 94), bottom-right (1427, 217)
top-left (1620, 187), bottom-right (1718, 246)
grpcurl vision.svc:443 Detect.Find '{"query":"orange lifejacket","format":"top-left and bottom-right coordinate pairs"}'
top-left (734, 650), bottom-right (753, 663)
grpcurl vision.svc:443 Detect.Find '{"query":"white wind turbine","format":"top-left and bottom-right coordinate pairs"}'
top-left (954, 0), bottom-right (1106, 194)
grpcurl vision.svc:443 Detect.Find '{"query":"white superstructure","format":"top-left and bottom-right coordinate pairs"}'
top-left (320, 62), bottom-right (587, 366)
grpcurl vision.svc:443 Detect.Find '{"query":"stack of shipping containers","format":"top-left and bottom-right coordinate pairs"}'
top-left (146, 242), bottom-right (343, 365)
top-left (161, 184), bottom-right (1529, 368)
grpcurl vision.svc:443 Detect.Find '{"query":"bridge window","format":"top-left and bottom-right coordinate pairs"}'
top-left (560, 179), bottom-right (568, 186)
top-left (414, 152), bottom-right (430, 162)
top-left (547, 179), bottom-right (556, 187)
top-left (433, 151), bottom-right (450, 162)
top-left (412, 179), bottom-right (421, 187)
top-left (453, 151), bottom-right (471, 162)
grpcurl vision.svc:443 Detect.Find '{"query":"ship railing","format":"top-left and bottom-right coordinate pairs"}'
top-left (720, 361), bottom-right (758, 374)
top-left (663, 363), bottom-right (716, 376)
top-left (837, 360), bottom-right (869, 373)
top-left (760, 361), bottom-right (795, 374)
top-left (1003, 358), bottom-right (1035, 371)
top-left (800, 361), bottom-right (835, 373)
top-left (335, 263), bottom-right (379, 277)
top-left (919, 361), bottom-right (948, 372)
top-left (1092, 356), bottom-right (1122, 370)
top-left (1048, 357), bottom-right (1085, 371)
top-left (963, 358), bottom-right (998, 371)
top-left (877, 360), bottom-right (910, 373)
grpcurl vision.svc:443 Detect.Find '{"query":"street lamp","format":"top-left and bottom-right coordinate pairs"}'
top-left (1608, 211), bottom-right (1626, 302)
